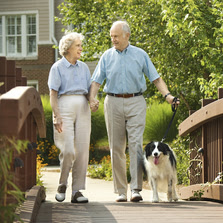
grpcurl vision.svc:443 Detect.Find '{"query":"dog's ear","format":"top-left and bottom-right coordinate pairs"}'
top-left (161, 142), bottom-right (177, 167)
top-left (160, 142), bottom-right (171, 155)
top-left (144, 141), bottom-right (153, 157)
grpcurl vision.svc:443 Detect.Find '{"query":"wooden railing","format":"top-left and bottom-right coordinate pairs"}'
top-left (0, 57), bottom-right (46, 196)
top-left (178, 88), bottom-right (223, 201)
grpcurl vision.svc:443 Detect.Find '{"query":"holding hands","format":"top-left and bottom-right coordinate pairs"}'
top-left (90, 98), bottom-right (99, 112)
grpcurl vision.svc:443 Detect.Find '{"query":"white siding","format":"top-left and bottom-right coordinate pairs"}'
top-left (0, 0), bottom-right (50, 43)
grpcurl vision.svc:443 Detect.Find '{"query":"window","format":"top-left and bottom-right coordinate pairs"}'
top-left (27, 80), bottom-right (39, 91)
top-left (6, 16), bottom-right (22, 56)
top-left (27, 15), bottom-right (37, 56)
top-left (0, 14), bottom-right (37, 58)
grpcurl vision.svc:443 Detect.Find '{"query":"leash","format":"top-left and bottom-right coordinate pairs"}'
top-left (161, 97), bottom-right (179, 143)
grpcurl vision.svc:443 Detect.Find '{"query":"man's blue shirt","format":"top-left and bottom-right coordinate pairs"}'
top-left (48, 57), bottom-right (91, 97)
top-left (92, 45), bottom-right (160, 94)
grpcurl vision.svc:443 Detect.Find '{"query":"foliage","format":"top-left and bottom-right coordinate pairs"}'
top-left (198, 73), bottom-right (223, 99)
top-left (38, 95), bottom-right (59, 165)
top-left (143, 101), bottom-right (179, 143)
top-left (89, 145), bottom-right (110, 163)
top-left (91, 100), bottom-right (107, 146)
top-left (36, 155), bottom-right (48, 186)
top-left (40, 95), bottom-right (54, 145)
top-left (193, 187), bottom-right (205, 201)
top-left (37, 140), bottom-right (60, 165)
top-left (158, 0), bottom-right (223, 101)
top-left (0, 136), bottom-right (27, 223)
top-left (88, 155), bottom-right (113, 181)
top-left (88, 152), bottom-right (131, 182)
top-left (57, 0), bottom-right (223, 122)
top-left (169, 136), bottom-right (190, 185)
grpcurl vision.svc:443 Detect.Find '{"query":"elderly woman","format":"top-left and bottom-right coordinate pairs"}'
top-left (48, 32), bottom-right (93, 203)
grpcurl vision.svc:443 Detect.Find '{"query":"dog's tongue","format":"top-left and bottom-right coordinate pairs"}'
top-left (154, 157), bottom-right (159, 165)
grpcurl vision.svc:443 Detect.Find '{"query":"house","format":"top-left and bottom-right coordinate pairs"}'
top-left (0, 0), bottom-right (97, 95)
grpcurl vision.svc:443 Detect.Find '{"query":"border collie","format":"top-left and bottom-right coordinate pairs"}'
top-left (143, 141), bottom-right (178, 203)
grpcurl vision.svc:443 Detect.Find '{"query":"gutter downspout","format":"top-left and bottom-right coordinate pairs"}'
top-left (50, 0), bottom-right (58, 62)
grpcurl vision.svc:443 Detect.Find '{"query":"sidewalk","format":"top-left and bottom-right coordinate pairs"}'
top-left (39, 166), bottom-right (166, 203)
top-left (35, 166), bottom-right (223, 223)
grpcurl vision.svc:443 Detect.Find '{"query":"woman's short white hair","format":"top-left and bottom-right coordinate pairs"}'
top-left (59, 32), bottom-right (84, 56)
top-left (110, 21), bottom-right (131, 37)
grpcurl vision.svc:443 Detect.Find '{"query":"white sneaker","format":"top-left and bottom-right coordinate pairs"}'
top-left (116, 193), bottom-right (127, 202)
top-left (55, 185), bottom-right (66, 202)
top-left (130, 190), bottom-right (143, 202)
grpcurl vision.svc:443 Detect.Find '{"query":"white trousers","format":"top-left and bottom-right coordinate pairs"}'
top-left (54, 95), bottom-right (91, 192)
top-left (104, 95), bottom-right (146, 195)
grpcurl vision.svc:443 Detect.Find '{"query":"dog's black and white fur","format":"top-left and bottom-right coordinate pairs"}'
top-left (143, 141), bottom-right (178, 203)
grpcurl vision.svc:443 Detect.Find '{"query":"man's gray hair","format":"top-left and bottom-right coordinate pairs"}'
top-left (111, 21), bottom-right (131, 36)
top-left (59, 32), bottom-right (84, 56)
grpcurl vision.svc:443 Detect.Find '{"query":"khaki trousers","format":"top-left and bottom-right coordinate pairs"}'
top-left (104, 95), bottom-right (146, 195)
top-left (54, 95), bottom-right (91, 192)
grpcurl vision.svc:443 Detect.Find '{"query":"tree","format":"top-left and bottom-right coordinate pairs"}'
top-left (56, 0), bottom-right (223, 120)
top-left (158, 0), bottom-right (223, 101)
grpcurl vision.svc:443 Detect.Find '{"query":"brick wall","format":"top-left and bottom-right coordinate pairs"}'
top-left (16, 45), bottom-right (55, 95)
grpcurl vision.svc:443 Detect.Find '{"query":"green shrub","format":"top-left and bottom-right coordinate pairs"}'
top-left (40, 95), bottom-right (54, 145)
top-left (88, 155), bottom-right (113, 180)
top-left (91, 101), bottom-right (107, 146)
top-left (143, 101), bottom-right (179, 143)
top-left (0, 137), bottom-right (27, 223)
top-left (89, 146), bottom-right (110, 163)
top-left (169, 136), bottom-right (190, 185)
top-left (38, 95), bottom-right (59, 165)
top-left (88, 152), bottom-right (131, 183)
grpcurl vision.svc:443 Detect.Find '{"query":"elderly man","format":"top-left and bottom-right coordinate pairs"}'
top-left (89, 21), bottom-right (179, 202)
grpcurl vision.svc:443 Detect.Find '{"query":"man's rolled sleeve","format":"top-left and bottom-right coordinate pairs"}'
top-left (143, 54), bottom-right (160, 82)
top-left (91, 57), bottom-right (106, 85)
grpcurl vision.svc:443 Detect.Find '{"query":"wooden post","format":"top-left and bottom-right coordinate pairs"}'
top-left (0, 57), bottom-right (46, 203)
top-left (0, 57), bottom-right (7, 94)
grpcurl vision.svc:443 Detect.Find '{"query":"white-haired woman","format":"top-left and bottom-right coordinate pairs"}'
top-left (48, 32), bottom-right (94, 203)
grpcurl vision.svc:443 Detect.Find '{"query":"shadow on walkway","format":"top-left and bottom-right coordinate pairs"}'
top-left (36, 200), bottom-right (223, 223)
top-left (35, 167), bottom-right (223, 223)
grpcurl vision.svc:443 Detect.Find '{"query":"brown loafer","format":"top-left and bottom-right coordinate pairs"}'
top-left (55, 184), bottom-right (66, 202)
top-left (71, 191), bottom-right (88, 203)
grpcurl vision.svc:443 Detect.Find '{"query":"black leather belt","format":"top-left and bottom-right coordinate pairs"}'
top-left (107, 92), bottom-right (142, 98)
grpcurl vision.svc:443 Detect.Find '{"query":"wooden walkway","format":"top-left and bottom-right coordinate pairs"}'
top-left (35, 168), bottom-right (223, 223)
top-left (36, 200), bottom-right (223, 223)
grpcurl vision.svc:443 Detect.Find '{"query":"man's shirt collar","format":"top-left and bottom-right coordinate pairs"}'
top-left (115, 44), bottom-right (130, 54)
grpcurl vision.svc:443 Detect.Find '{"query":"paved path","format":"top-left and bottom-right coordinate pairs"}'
top-left (36, 167), bottom-right (223, 223)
